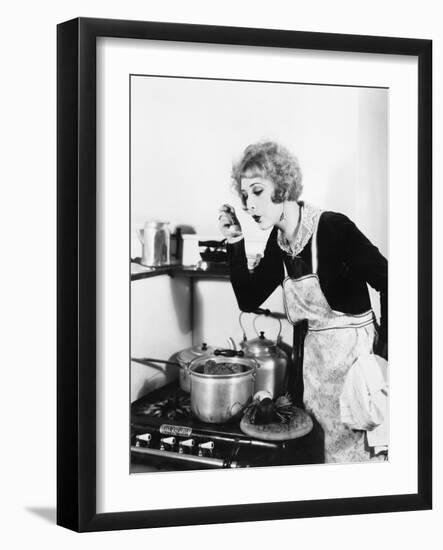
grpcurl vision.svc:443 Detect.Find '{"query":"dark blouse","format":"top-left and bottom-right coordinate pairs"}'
top-left (226, 211), bottom-right (388, 347)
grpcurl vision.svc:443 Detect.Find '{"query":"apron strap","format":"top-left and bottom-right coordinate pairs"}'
top-left (281, 209), bottom-right (322, 276)
top-left (311, 212), bottom-right (321, 274)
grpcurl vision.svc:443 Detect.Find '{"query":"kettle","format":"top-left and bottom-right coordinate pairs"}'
top-left (234, 311), bottom-right (289, 397)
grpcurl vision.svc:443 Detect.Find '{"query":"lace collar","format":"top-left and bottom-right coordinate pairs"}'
top-left (277, 202), bottom-right (322, 258)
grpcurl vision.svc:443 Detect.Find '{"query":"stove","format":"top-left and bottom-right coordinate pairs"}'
top-left (131, 383), bottom-right (321, 471)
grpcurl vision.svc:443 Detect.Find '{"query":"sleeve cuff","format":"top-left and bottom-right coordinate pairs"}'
top-left (226, 237), bottom-right (247, 263)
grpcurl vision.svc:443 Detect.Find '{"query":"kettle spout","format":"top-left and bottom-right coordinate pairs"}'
top-left (226, 337), bottom-right (237, 351)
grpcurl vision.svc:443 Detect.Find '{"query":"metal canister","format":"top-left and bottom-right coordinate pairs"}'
top-left (137, 221), bottom-right (170, 267)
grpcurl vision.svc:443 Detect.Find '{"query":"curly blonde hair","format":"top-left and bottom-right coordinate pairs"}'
top-left (231, 141), bottom-right (303, 208)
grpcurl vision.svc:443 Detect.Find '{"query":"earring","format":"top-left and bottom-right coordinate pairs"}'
top-left (279, 202), bottom-right (286, 222)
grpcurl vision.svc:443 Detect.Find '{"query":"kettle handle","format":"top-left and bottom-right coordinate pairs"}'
top-left (238, 311), bottom-right (249, 341)
top-left (252, 314), bottom-right (282, 343)
top-left (239, 309), bottom-right (272, 341)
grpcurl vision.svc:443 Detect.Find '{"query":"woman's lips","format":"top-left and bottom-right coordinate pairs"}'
top-left (252, 215), bottom-right (262, 223)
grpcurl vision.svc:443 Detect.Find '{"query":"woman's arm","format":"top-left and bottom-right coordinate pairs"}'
top-left (226, 228), bottom-right (284, 312)
top-left (340, 214), bottom-right (388, 358)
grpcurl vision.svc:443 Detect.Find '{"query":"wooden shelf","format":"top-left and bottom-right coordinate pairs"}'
top-left (131, 262), bottom-right (229, 281)
top-left (131, 264), bottom-right (174, 281)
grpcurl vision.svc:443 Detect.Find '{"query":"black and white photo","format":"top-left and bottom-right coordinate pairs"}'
top-left (130, 75), bottom-right (389, 472)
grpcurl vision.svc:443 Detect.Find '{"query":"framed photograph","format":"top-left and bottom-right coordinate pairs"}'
top-left (57, 17), bottom-right (432, 532)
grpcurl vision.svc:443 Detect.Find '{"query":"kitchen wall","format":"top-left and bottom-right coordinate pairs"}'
top-left (131, 275), bottom-right (191, 401)
top-left (193, 279), bottom-right (287, 349)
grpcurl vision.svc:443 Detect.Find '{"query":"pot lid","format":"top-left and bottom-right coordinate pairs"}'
top-left (242, 332), bottom-right (277, 356)
top-left (177, 342), bottom-right (215, 364)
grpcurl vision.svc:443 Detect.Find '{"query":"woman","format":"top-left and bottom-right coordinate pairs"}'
top-left (218, 141), bottom-right (387, 463)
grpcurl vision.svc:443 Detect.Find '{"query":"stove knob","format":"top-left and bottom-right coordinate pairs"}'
top-left (178, 439), bottom-right (195, 454)
top-left (198, 441), bottom-right (214, 457)
top-left (135, 433), bottom-right (152, 447)
top-left (160, 436), bottom-right (176, 451)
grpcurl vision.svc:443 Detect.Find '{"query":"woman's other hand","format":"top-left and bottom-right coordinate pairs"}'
top-left (218, 204), bottom-right (243, 242)
top-left (373, 331), bottom-right (388, 360)
top-left (377, 341), bottom-right (388, 361)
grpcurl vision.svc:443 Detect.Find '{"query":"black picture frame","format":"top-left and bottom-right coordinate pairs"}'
top-left (57, 17), bottom-right (432, 532)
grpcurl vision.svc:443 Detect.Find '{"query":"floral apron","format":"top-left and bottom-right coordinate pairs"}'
top-left (282, 212), bottom-right (383, 463)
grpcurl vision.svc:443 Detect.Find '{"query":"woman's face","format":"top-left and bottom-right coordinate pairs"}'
top-left (240, 170), bottom-right (283, 230)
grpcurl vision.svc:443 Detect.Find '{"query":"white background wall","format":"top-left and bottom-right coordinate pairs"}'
top-left (0, 1), bottom-right (441, 549)
top-left (131, 276), bottom-right (191, 400)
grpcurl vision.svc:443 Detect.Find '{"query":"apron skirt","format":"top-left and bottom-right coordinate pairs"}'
top-left (283, 274), bottom-right (385, 463)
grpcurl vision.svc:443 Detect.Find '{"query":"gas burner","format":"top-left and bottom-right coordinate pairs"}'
top-left (136, 391), bottom-right (191, 420)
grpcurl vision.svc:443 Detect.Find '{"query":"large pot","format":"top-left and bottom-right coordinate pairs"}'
top-left (238, 312), bottom-right (289, 397)
top-left (187, 350), bottom-right (257, 424)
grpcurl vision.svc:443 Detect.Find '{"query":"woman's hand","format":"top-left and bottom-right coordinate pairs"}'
top-left (377, 341), bottom-right (388, 361)
top-left (218, 204), bottom-right (243, 242)
top-left (373, 329), bottom-right (388, 360)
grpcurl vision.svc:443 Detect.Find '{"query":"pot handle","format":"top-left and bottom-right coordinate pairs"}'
top-left (131, 357), bottom-right (181, 368)
top-left (251, 358), bottom-right (259, 379)
top-left (214, 349), bottom-right (245, 357)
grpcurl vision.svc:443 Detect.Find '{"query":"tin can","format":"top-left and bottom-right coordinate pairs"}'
top-left (137, 221), bottom-right (170, 266)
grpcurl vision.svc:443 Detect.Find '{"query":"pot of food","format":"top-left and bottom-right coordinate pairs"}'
top-left (187, 349), bottom-right (257, 424)
top-left (176, 342), bottom-right (216, 392)
top-left (237, 311), bottom-right (289, 397)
